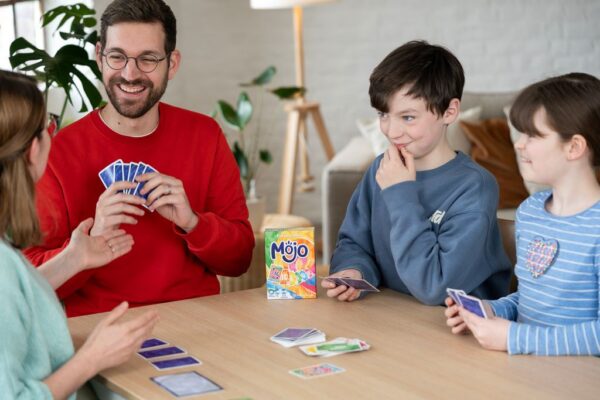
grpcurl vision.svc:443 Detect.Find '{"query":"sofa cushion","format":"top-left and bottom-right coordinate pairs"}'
top-left (461, 118), bottom-right (529, 209)
top-left (356, 117), bottom-right (389, 156)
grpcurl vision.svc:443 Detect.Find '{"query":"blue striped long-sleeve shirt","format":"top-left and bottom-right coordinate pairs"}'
top-left (489, 191), bottom-right (600, 356)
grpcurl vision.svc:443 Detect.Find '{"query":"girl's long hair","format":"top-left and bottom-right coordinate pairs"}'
top-left (0, 70), bottom-right (46, 248)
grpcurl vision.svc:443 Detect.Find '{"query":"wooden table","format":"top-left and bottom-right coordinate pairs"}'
top-left (68, 287), bottom-right (600, 400)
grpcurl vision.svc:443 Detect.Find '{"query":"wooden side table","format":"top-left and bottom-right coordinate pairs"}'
top-left (218, 213), bottom-right (312, 293)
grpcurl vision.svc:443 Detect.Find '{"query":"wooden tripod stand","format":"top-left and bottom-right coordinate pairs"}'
top-left (276, 5), bottom-right (336, 214)
top-left (278, 100), bottom-right (335, 214)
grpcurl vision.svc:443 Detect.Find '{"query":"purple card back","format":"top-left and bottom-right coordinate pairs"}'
top-left (141, 338), bottom-right (167, 349)
top-left (273, 328), bottom-right (314, 340)
top-left (340, 278), bottom-right (379, 291)
top-left (138, 346), bottom-right (185, 359)
top-left (151, 356), bottom-right (201, 370)
top-left (458, 295), bottom-right (487, 318)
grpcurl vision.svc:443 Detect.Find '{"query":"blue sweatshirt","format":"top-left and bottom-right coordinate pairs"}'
top-left (330, 152), bottom-right (511, 304)
top-left (489, 191), bottom-right (600, 356)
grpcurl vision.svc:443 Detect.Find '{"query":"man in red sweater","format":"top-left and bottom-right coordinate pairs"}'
top-left (24, 0), bottom-right (254, 317)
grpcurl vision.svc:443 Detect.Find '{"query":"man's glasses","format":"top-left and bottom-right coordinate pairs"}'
top-left (102, 51), bottom-right (167, 73)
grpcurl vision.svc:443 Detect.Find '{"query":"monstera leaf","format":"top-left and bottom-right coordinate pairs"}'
top-left (9, 3), bottom-right (102, 125)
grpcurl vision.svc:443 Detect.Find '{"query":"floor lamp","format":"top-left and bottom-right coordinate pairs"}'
top-left (250, 0), bottom-right (336, 215)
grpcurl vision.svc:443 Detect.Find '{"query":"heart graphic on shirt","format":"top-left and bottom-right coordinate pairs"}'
top-left (525, 237), bottom-right (559, 278)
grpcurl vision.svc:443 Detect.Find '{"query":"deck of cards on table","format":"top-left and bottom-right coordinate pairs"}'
top-left (299, 337), bottom-right (370, 357)
top-left (265, 227), bottom-right (316, 299)
top-left (270, 328), bottom-right (326, 348)
top-left (98, 159), bottom-right (159, 208)
top-left (446, 288), bottom-right (489, 318)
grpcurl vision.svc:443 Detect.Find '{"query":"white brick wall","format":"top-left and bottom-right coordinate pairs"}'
top-left (93, 0), bottom-right (600, 228)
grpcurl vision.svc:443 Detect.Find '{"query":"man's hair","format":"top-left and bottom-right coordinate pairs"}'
top-left (369, 40), bottom-right (465, 116)
top-left (510, 72), bottom-right (600, 166)
top-left (100, 0), bottom-right (177, 55)
top-left (0, 70), bottom-right (46, 249)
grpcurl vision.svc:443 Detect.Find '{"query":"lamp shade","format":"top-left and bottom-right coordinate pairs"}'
top-left (250, 0), bottom-right (335, 9)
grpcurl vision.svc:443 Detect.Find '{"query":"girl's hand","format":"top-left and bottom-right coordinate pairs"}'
top-left (459, 307), bottom-right (509, 351)
top-left (444, 297), bottom-right (469, 334)
top-left (77, 302), bottom-right (159, 374)
top-left (68, 218), bottom-right (134, 271)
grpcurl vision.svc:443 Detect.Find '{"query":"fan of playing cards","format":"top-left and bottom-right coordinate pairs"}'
top-left (98, 159), bottom-right (159, 208)
top-left (320, 276), bottom-right (380, 292)
top-left (446, 288), bottom-right (489, 319)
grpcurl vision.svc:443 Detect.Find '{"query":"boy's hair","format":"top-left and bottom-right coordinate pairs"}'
top-left (0, 70), bottom-right (46, 248)
top-left (100, 0), bottom-right (177, 55)
top-left (369, 40), bottom-right (465, 116)
top-left (510, 73), bottom-right (600, 166)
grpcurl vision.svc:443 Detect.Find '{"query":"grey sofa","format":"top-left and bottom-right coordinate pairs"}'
top-left (321, 91), bottom-right (518, 262)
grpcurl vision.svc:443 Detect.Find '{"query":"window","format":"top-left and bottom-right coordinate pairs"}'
top-left (0, 0), bottom-right (44, 70)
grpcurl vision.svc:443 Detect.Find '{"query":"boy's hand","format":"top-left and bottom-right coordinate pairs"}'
top-left (321, 269), bottom-right (363, 302)
top-left (376, 145), bottom-right (415, 190)
top-left (459, 307), bottom-right (509, 351)
top-left (444, 297), bottom-right (469, 334)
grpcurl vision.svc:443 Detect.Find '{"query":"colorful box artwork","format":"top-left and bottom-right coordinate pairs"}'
top-left (265, 227), bottom-right (316, 299)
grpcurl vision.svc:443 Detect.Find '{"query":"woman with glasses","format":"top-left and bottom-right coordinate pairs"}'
top-left (0, 70), bottom-right (159, 399)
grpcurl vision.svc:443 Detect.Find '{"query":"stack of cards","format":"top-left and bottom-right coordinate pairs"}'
top-left (321, 276), bottom-right (379, 292)
top-left (98, 159), bottom-right (159, 206)
top-left (270, 327), bottom-right (326, 348)
top-left (446, 288), bottom-right (489, 319)
top-left (138, 337), bottom-right (202, 371)
top-left (289, 363), bottom-right (346, 380)
top-left (299, 337), bottom-right (370, 357)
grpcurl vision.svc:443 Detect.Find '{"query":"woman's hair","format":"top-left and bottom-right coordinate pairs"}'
top-left (0, 70), bottom-right (46, 248)
top-left (509, 72), bottom-right (600, 166)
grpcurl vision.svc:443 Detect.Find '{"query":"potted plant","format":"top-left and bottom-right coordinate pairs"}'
top-left (214, 66), bottom-right (304, 231)
top-left (9, 3), bottom-right (103, 129)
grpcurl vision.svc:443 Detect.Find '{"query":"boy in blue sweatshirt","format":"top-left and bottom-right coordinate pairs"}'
top-left (323, 41), bottom-right (511, 304)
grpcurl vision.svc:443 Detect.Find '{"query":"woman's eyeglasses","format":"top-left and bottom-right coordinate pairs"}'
top-left (47, 113), bottom-right (59, 138)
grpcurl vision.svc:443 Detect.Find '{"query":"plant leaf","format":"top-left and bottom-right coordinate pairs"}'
top-left (217, 100), bottom-right (241, 131)
top-left (270, 86), bottom-right (306, 99)
top-left (259, 150), bottom-right (273, 164)
top-left (233, 142), bottom-right (249, 179)
top-left (241, 66), bottom-right (276, 87)
top-left (236, 92), bottom-right (252, 130)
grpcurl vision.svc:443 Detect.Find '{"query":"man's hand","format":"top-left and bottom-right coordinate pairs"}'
top-left (376, 144), bottom-right (415, 190)
top-left (68, 218), bottom-right (134, 271)
top-left (459, 306), bottom-right (509, 351)
top-left (137, 172), bottom-right (198, 232)
top-left (90, 181), bottom-right (145, 237)
top-left (321, 269), bottom-right (364, 302)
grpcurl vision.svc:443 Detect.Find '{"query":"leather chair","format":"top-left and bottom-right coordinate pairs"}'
top-left (497, 218), bottom-right (517, 293)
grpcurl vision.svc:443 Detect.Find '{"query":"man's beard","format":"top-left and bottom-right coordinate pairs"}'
top-left (104, 73), bottom-right (167, 119)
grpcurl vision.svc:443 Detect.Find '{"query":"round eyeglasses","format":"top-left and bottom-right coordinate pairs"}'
top-left (102, 51), bottom-right (167, 73)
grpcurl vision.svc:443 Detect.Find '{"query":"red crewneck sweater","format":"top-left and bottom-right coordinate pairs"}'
top-left (24, 103), bottom-right (254, 317)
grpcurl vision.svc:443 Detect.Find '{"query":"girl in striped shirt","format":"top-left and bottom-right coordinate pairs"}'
top-left (445, 72), bottom-right (600, 355)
